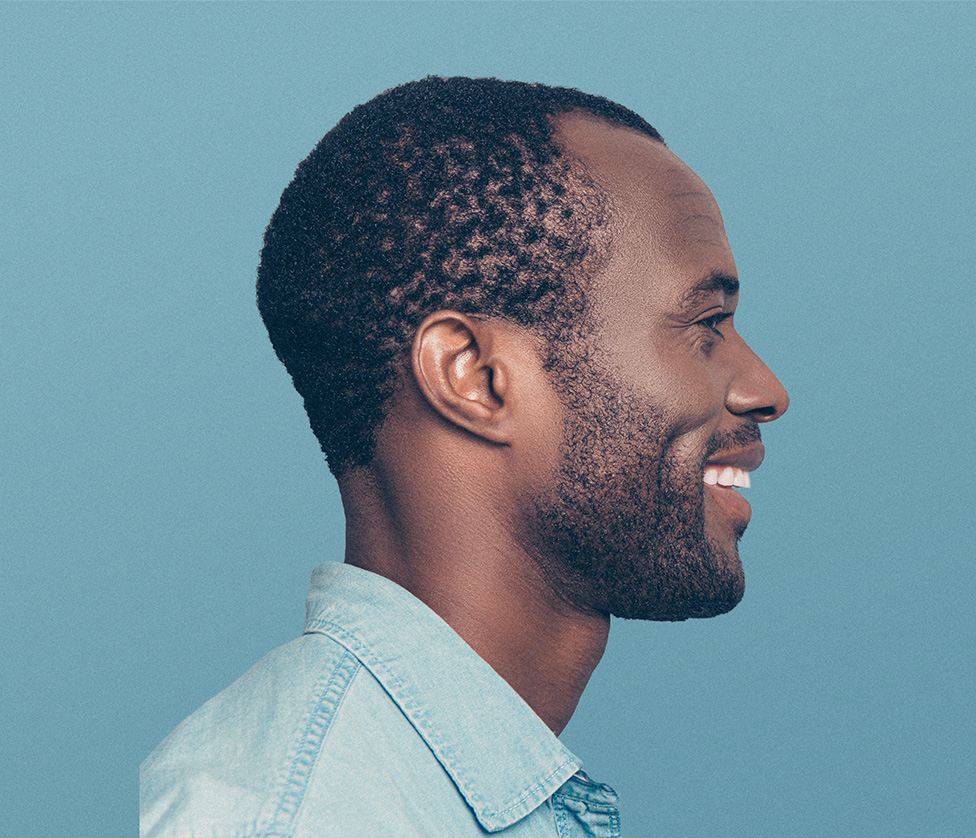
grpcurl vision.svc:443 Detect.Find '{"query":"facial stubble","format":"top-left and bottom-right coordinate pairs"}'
top-left (526, 350), bottom-right (747, 622)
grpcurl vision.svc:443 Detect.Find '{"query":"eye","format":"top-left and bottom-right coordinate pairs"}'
top-left (696, 312), bottom-right (732, 337)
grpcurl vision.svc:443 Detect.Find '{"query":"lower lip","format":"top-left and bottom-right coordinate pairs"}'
top-left (704, 483), bottom-right (752, 529)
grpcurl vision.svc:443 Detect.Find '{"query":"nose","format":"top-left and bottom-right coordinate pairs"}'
top-left (725, 336), bottom-right (789, 422)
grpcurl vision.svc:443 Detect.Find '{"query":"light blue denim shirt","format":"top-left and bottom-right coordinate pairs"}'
top-left (141, 562), bottom-right (621, 836)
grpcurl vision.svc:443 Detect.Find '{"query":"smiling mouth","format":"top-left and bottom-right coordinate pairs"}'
top-left (701, 440), bottom-right (765, 530)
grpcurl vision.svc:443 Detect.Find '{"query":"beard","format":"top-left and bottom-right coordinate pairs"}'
top-left (524, 349), bottom-right (755, 621)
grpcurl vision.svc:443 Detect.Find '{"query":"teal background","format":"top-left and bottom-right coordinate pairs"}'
top-left (3, 3), bottom-right (973, 836)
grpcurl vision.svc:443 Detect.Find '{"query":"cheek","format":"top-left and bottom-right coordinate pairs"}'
top-left (640, 355), bottom-right (726, 440)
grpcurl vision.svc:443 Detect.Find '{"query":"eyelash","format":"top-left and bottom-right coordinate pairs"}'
top-left (697, 312), bottom-right (732, 336)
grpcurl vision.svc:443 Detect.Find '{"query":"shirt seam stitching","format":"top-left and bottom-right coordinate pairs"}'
top-left (303, 618), bottom-right (578, 823)
top-left (261, 648), bottom-right (361, 835)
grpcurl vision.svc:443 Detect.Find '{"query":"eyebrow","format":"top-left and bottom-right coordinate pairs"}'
top-left (681, 271), bottom-right (740, 308)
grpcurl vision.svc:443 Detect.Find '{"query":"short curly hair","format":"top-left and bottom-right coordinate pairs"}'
top-left (257, 77), bottom-right (663, 476)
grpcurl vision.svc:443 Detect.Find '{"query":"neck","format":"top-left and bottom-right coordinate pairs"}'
top-left (340, 464), bottom-right (609, 735)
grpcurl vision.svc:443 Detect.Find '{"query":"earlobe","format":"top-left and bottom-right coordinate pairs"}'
top-left (412, 311), bottom-right (511, 443)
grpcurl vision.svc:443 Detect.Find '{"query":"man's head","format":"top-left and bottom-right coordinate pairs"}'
top-left (257, 76), bottom-right (662, 476)
top-left (258, 78), bottom-right (788, 623)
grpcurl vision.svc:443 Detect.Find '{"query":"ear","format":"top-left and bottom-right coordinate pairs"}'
top-left (411, 311), bottom-right (515, 444)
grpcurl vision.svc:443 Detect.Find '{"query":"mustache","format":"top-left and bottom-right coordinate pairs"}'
top-left (704, 423), bottom-right (761, 460)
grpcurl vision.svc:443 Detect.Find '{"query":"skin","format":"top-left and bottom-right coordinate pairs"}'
top-left (340, 114), bottom-right (789, 735)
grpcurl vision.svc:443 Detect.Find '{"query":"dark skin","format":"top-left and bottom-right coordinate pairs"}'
top-left (341, 114), bottom-right (789, 735)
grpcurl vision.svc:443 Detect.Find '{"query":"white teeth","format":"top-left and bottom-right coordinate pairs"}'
top-left (703, 465), bottom-right (751, 489)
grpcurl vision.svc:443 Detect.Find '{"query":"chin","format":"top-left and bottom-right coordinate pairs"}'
top-left (613, 592), bottom-right (744, 622)
top-left (608, 544), bottom-right (745, 622)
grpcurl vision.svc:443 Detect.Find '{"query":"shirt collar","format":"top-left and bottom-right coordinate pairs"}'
top-left (302, 561), bottom-right (582, 832)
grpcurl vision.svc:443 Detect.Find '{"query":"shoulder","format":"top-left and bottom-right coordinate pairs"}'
top-left (140, 633), bottom-right (484, 838)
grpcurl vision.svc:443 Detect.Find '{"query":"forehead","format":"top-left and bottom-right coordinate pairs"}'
top-left (555, 114), bottom-right (737, 319)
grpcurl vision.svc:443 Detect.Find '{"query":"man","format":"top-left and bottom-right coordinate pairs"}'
top-left (141, 77), bottom-right (788, 837)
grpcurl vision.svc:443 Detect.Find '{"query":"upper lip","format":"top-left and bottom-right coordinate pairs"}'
top-left (705, 441), bottom-right (765, 472)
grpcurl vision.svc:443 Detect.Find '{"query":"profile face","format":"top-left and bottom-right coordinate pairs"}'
top-left (527, 115), bottom-right (789, 621)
